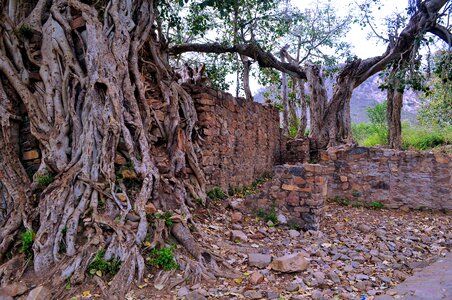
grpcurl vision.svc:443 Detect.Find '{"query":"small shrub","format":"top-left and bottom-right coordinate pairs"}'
top-left (36, 171), bottom-right (54, 188)
top-left (352, 190), bottom-right (362, 198)
top-left (333, 196), bottom-right (350, 206)
top-left (288, 221), bottom-right (302, 231)
top-left (20, 229), bottom-right (35, 259)
top-left (351, 201), bottom-right (363, 208)
top-left (87, 250), bottom-right (121, 277)
top-left (148, 211), bottom-right (174, 226)
top-left (370, 201), bottom-right (384, 209)
top-left (148, 246), bottom-right (178, 270)
top-left (17, 25), bottom-right (33, 39)
top-left (207, 187), bottom-right (227, 200)
top-left (255, 207), bottom-right (278, 224)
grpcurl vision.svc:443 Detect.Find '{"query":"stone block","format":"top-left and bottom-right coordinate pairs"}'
top-left (22, 150), bottom-right (39, 160)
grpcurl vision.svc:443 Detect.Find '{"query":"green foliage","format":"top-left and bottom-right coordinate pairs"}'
top-left (255, 206), bottom-right (278, 224)
top-left (370, 201), bottom-right (384, 209)
top-left (17, 25), bottom-right (33, 39)
top-left (418, 51), bottom-right (452, 127)
top-left (36, 171), bottom-right (54, 188)
top-left (401, 125), bottom-right (451, 151)
top-left (87, 250), bottom-right (121, 277)
top-left (366, 101), bottom-right (387, 127)
top-left (228, 174), bottom-right (271, 197)
top-left (20, 229), bottom-right (35, 259)
top-left (148, 246), bottom-right (178, 271)
top-left (148, 211), bottom-right (174, 226)
top-left (352, 120), bottom-right (451, 151)
top-left (207, 186), bottom-right (227, 200)
top-left (332, 196), bottom-right (350, 206)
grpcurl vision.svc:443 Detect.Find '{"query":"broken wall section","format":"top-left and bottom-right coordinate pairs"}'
top-left (188, 86), bottom-right (282, 190)
top-left (319, 147), bottom-right (452, 211)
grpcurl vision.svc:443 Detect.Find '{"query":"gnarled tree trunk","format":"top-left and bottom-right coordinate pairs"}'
top-left (0, 0), bottom-right (228, 298)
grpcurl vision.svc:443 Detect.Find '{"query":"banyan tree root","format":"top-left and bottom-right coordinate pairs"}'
top-left (0, 0), bottom-right (220, 298)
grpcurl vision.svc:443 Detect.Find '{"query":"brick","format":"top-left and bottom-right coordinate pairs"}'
top-left (22, 150), bottom-right (39, 160)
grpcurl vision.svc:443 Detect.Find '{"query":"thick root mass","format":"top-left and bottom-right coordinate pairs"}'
top-left (0, 0), bottom-right (216, 298)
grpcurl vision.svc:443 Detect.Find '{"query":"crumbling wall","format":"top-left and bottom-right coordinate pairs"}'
top-left (319, 147), bottom-right (452, 211)
top-left (244, 164), bottom-right (327, 231)
top-left (188, 86), bottom-right (282, 189)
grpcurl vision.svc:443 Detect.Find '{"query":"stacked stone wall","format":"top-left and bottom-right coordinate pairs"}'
top-left (319, 147), bottom-right (452, 211)
top-left (188, 86), bottom-right (282, 189)
top-left (244, 164), bottom-right (327, 231)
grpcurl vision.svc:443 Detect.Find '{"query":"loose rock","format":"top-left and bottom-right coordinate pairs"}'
top-left (270, 253), bottom-right (309, 273)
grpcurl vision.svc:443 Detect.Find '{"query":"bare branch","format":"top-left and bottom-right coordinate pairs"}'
top-left (169, 42), bottom-right (307, 80)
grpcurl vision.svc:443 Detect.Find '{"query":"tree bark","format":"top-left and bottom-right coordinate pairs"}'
top-left (387, 69), bottom-right (405, 150)
top-left (240, 55), bottom-right (253, 101)
top-left (0, 0), bottom-right (217, 297)
top-left (280, 48), bottom-right (289, 136)
top-left (295, 79), bottom-right (308, 139)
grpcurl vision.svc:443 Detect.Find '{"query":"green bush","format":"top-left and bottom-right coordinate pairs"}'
top-left (20, 229), bottom-right (35, 259)
top-left (332, 196), bottom-right (350, 206)
top-left (401, 124), bottom-right (451, 150)
top-left (207, 187), bottom-right (227, 200)
top-left (148, 246), bottom-right (178, 270)
top-left (255, 206), bottom-right (278, 224)
top-left (352, 122), bottom-right (451, 151)
top-left (36, 171), bottom-right (54, 188)
top-left (370, 201), bottom-right (384, 209)
top-left (87, 250), bottom-right (121, 277)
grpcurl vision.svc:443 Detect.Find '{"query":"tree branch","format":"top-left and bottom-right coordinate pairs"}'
top-left (428, 24), bottom-right (452, 46)
top-left (169, 42), bottom-right (307, 79)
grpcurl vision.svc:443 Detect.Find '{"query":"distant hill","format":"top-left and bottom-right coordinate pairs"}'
top-left (254, 73), bottom-right (420, 124)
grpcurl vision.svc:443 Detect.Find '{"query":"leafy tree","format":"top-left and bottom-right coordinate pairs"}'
top-left (418, 51), bottom-right (452, 126)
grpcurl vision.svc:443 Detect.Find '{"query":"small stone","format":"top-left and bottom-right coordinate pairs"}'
top-left (26, 286), bottom-right (50, 300)
top-left (185, 291), bottom-right (207, 300)
top-left (286, 282), bottom-right (300, 292)
top-left (277, 214), bottom-right (287, 224)
top-left (177, 287), bottom-right (189, 298)
top-left (231, 212), bottom-right (243, 223)
top-left (228, 198), bottom-right (245, 210)
top-left (266, 291), bottom-right (280, 299)
top-left (270, 253), bottom-right (309, 273)
top-left (114, 154), bottom-right (127, 165)
top-left (249, 272), bottom-right (264, 285)
top-left (145, 203), bottom-right (157, 214)
top-left (355, 274), bottom-right (369, 281)
top-left (355, 280), bottom-right (369, 291)
top-left (243, 290), bottom-right (263, 299)
top-left (120, 169), bottom-right (137, 180)
top-left (311, 290), bottom-right (323, 300)
top-left (313, 271), bottom-right (325, 286)
top-left (0, 282), bottom-right (27, 297)
top-left (248, 253), bottom-right (272, 268)
top-left (343, 265), bottom-right (353, 272)
top-left (289, 230), bottom-right (301, 238)
top-left (357, 223), bottom-right (371, 233)
top-left (328, 271), bottom-right (341, 284)
top-left (230, 230), bottom-right (248, 243)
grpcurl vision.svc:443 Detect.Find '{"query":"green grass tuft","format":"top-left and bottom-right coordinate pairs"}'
top-left (20, 229), bottom-right (35, 259)
top-left (148, 246), bottom-right (178, 270)
top-left (87, 250), bottom-right (121, 277)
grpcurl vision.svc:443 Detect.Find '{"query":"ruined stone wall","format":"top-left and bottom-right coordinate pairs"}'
top-left (244, 164), bottom-right (326, 231)
top-left (187, 86), bottom-right (282, 189)
top-left (319, 147), bottom-right (452, 211)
